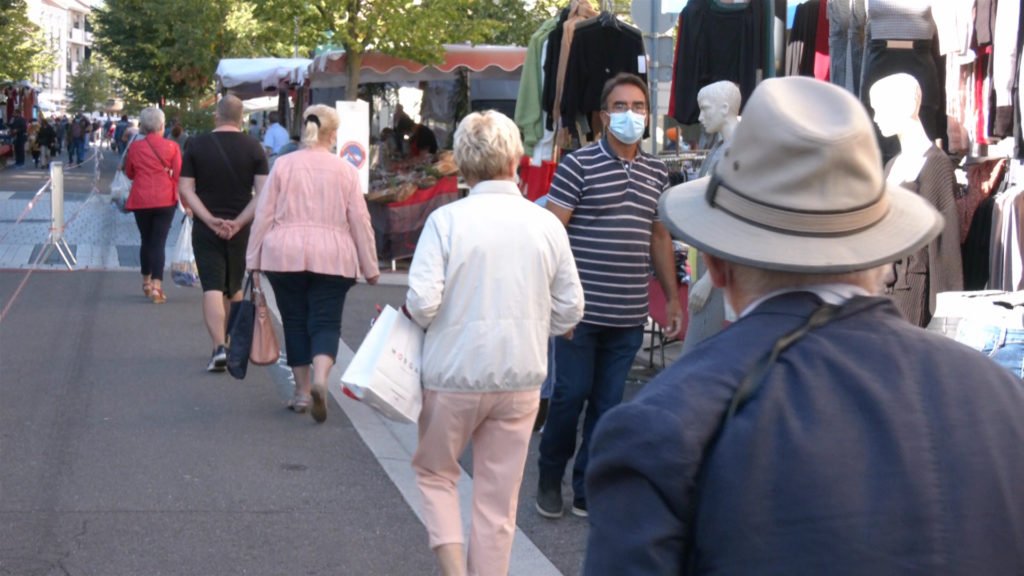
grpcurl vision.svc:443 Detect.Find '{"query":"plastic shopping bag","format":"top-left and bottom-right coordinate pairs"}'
top-left (110, 170), bottom-right (131, 213)
top-left (340, 305), bottom-right (424, 424)
top-left (171, 217), bottom-right (199, 287)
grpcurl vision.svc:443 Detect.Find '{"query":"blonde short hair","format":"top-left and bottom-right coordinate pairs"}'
top-left (300, 104), bottom-right (339, 147)
top-left (453, 110), bottom-right (523, 182)
top-left (139, 107), bottom-right (165, 135)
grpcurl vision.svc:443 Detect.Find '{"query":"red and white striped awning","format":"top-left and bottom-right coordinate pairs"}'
top-left (309, 44), bottom-right (526, 87)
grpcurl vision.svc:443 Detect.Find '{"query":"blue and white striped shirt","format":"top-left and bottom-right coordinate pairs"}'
top-left (548, 139), bottom-right (669, 327)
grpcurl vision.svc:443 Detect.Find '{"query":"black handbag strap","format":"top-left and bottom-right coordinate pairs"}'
top-left (210, 133), bottom-right (244, 192)
top-left (143, 136), bottom-right (174, 180)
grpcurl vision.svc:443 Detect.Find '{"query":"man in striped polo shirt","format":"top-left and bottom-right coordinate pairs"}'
top-left (536, 73), bottom-right (684, 519)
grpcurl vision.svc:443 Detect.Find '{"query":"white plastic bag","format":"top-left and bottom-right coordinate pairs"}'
top-left (340, 305), bottom-right (424, 424)
top-left (110, 170), bottom-right (131, 213)
top-left (171, 217), bottom-right (199, 288)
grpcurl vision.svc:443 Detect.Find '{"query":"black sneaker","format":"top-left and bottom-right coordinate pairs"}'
top-left (571, 497), bottom-right (588, 518)
top-left (536, 479), bottom-right (563, 519)
top-left (207, 345), bottom-right (227, 372)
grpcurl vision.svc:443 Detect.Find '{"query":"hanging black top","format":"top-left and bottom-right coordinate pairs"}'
top-left (560, 13), bottom-right (647, 134)
top-left (671, 0), bottom-right (764, 125)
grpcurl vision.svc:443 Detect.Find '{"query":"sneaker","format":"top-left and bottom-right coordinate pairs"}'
top-left (535, 479), bottom-right (563, 519)
top-left (571, 498), bottom-right (588, 518)
top-left (207, 345), bottom-right (227, 372)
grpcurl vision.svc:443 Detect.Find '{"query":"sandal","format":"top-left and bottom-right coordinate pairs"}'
top-left (310, 383), bottom-right (328, 424)
top-left (288, 391), bottom-right (312, 413)
top-left (142, 281), bottom-right (152, 297)
top-left (150, 287), bottom-right (167, 304)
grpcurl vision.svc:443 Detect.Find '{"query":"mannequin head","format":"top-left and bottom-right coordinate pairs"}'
top-left (697, 81), bottom-right (741, 136)
top-left (869, 73), bottom-right (923, 138)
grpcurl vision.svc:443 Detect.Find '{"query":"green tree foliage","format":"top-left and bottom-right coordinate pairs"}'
top-left (67, 59), bottom-right (114, 114)
top-left (0, 0), bottom-right (57, 81)
top-left (92, 0), bottom-right (291, 104)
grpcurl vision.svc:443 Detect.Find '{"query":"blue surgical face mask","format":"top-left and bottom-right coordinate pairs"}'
top-left (608, 110), bottom-right (646, 144)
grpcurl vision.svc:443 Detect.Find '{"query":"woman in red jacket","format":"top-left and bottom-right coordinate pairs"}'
top-left (124, 107), bottom-right (182, 304)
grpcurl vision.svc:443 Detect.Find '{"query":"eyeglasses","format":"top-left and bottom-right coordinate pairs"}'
top-left (609, 102), bottom-right (648, 114)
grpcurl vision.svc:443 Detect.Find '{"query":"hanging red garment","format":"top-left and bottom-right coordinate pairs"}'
top-left (22, 89), bottom-right (36, 119)
top-left (668, 11), bottom-right (685, 119)
top-left (813, 0), bottom-right (830, 81)
top-left (518, 156), bottom-right (558, 201)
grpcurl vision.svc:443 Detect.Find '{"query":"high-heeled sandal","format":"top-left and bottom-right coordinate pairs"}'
top-left (142, 281), bottom-right (153, 297)
top-left (288, 391), bottom-right (312, 413)
top-left (310, 383), bottom-right (328, 424)
top-left (150, 287), bottom-right (167, 304)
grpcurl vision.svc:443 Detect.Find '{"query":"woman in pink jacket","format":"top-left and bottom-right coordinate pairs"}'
top-left (246, 105), bottom-right (380, 423)
top-left (123, 106), bottom-right (182, 304)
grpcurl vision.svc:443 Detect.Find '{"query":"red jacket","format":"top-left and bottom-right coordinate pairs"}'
top-left (124, 133), bottom-right (181, 210)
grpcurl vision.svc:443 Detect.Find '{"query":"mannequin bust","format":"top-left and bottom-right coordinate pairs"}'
top-left (696, 81), bottom-right (741, 178)
top-left (683, 81), bottom-right (742, 354)
top-left (869, 73), bottom-right (963, 327)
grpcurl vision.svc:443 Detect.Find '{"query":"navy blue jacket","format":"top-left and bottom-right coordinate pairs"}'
top-left (584, 292), bottom-right (1024, 575)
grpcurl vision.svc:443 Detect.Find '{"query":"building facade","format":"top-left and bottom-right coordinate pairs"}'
top-left (26, 0), bottom-right (93, 113)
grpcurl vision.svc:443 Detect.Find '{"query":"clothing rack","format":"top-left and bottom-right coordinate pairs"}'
top-left (660, 150), bottom-right (711, 173)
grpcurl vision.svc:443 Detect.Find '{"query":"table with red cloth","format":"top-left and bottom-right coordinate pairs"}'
top-left (367, 175), bottom-right (459, 261)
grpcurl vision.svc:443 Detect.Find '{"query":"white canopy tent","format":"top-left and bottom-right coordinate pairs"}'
top-left (214, 58), bottom-right (312, 100)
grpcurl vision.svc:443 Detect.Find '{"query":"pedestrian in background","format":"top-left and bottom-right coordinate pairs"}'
top-left (261, 111), bottom-right (289, 156)
top-left (536, 73), bottom-right (683, 520)
top-left (123, 106), bottom-right (182, 304)
top-left (37, 118), bottom-right (57, 168)
top-left (405, 110), bottom-right (584, 576)
top-left (179, 95), bottom-right (269, 372)
top-left (583, 77), bottom-right (1024, 575)
top-left (246, 105), bottom-right (379, 422)
top-left (9, 110), bottom-right (27, 168)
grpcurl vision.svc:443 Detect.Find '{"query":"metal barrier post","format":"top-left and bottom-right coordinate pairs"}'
top-left (39, 161), bottom-right (76, 269)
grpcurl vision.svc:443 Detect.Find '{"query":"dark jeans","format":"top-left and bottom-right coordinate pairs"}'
top-left (133, 206), bottom-right (177, 281)
top-left (14, 136), bottom-right (26, 166)
top-left (265, 271), bottom-right (355, 367)
top-left (538, 322), bottom-right (644, 501)
top-left (72, 137), bottom-right (86, 164)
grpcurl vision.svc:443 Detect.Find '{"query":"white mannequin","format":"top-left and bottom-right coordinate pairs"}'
top-left (869, 73), bottom-right (932, 183)
top-left (683, 81), bottom-right (742, 353)
top-left (696, 81), bottom-right (742, 178)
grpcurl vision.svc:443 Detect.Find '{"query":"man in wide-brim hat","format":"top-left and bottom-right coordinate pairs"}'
top-left (580, 77), bottom-right (1024, 575)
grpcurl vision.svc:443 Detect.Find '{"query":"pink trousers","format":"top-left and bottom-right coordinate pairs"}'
top-left (412, 388), bottom-right (540, 576)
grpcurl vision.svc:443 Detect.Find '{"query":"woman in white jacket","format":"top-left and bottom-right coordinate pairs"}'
top-left (405, 110), bottom-right (584, 576)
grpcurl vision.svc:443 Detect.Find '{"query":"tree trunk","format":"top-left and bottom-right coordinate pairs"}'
top-left (345, 51), bottom-right (362, 101)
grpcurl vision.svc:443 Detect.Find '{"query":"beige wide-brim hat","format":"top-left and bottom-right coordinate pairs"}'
top-left (660, 77), bottom-right (944, 273)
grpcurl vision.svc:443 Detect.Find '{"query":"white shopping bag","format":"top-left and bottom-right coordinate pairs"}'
top-left (110, 170), bottom-right (131, 213)
top-left (170, 217), bottom-right (199, 287)
top-left (341, 305), bottom-right (424, 424)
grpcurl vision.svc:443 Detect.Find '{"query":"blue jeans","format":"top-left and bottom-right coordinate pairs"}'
top-left (538, 322), bottom-right (644, 501)
top-left (954, 320), bottom-right (1024, 379)
top-left (264, 271), bottom-right (355, 367)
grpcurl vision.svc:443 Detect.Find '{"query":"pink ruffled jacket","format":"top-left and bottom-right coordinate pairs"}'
top-left (246, 148), bottom-right (380, 279)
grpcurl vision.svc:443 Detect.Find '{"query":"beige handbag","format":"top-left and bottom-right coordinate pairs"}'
top-left (250, 274), bottom-right (280, 366)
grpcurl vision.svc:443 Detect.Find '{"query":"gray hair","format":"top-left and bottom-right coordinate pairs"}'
top-left (697, 81), bottom-right (742, 116)
top-left (138, 107), bottom-right (165, 135)
top-left (453, 110), bottom-right (523, 183)
top-left (300, 104), bottom-right (339, 147)
top-left (726, 260), bottom-right (891, 301)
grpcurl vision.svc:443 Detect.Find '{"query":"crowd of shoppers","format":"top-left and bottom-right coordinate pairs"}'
top-left (103, 71), bottom-right (1024, 576)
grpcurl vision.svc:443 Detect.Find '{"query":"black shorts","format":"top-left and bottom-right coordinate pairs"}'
top-left (192, 219), bottom-right (250, 295)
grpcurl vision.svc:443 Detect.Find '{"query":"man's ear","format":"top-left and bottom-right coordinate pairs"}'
top-left (704, 253), bottom-right (730, 289)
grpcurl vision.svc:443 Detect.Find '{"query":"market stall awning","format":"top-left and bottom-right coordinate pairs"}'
top-left (215, 58), bottom-right (312, 99)
top-left (309, 45), bottom-right (526, 87)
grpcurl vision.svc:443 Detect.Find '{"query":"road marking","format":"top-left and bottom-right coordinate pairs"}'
top-left (263, 284), bottom-right (561, 575)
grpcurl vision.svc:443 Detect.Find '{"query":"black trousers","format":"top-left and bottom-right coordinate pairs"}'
top-left (133, 206), bottom-right (177, 281)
